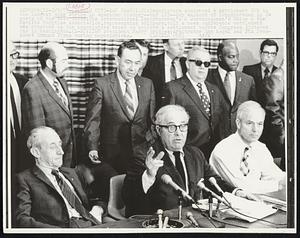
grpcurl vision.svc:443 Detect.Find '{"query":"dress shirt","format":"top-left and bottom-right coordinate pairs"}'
top-left (164, 52), bottom-right (183, 83)
top-left (261, 65), bottom-right (274, 79)
top-left (9, 72), bottom-right (22, 129)
top-left (36, 162), bottom-right (81, 218)
top-left (209, 132), bottom-right (286, 193)
top-left (142, 149), bottom-right (189, 194)
top-left (117, 70), bottom-right (139, 112)
top-left (40, 69), bottom-right (68, 105)
top-left (186, 72), bottom-right (210, 101)
top-left (218, 67), bottom-right (236, 105)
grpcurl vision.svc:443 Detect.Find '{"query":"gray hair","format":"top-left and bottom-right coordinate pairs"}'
top-left (187, 46), bottom-right (210, 60)
top-left (155, 105), bottom-right (190, 125)
top-left (236, 101), bottom-right (265, 121)
top-left (27, 126), bottom-right (58, 149)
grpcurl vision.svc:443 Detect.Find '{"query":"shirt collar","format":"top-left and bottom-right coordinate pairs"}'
top-left (165, 148), bottom-right (184, 158)
top-left (186, 72), bottom-right (205, 87)
top-left (36, 160), bottom-right (59, 175)
top-left (40, 68), bottom-right (56, 85)
top-left (218, 66), bottom-right (232, 81)
top-left (235, 131), bottom-right (258, 148)
top-left (116, 69), bottom-right (135, 84)
top-left (261, 64), bottom-right (273, 73)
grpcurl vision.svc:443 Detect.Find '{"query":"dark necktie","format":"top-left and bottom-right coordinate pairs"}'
top-left (240, 147), bottom-right (251, 176)
top-left (10, 86), bottom-right (20, 138)
top-left (51, 170), bottom-right (92, 221)
top-left (53, 79), bottom-right (69, 110)
top-left (123, 80), bottom-right (135, 120)
top-left (170, 59), bottom-right (177, 81)
top-left (263, 68), bottom-right (270, 80)
top-left (173, 151), bottom-right (186, 190)
top-left (224, 71), bottom-right (231, 102)
top-left (196, 83), bottom-right (211, 117)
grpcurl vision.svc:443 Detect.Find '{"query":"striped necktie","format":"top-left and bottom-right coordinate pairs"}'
top-left (53, 79), bottom-right (69, 109)
top-left (123, 80), bottom-right (135, 120)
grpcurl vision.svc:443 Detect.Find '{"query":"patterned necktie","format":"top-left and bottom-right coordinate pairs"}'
top-left (170, 59), bottom-right (177, 81)
top-left (240, 146), bottom-right (251, 176)
top-left (224, 71), bottom-right (231, 102)
top-left (123, 80), bottom-right (135, 120)
top-left (53, 79), bottom-right (69, 109)
top-left (196, 83), bottom-right (211, 117)
top-left (173, 151), bottom-right (186, 190)
top-left (263, 67), bottom-right (270, 80)
top-left (51, 170), bottom-right (91, 220)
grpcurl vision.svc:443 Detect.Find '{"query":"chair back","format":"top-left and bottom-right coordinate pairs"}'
top-left (107, 174), bottom-right (126, 220)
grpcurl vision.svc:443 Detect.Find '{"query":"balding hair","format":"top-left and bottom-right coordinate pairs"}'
top-left (27, 126), bottom-right (57, 149)
top-left (155, 105), bottom-right (190, 125)
top-left (236, 101), bottom-right (265, 121)
top-left (187, 46), bottom-right (210, 60)
top-left (38, 42), bottom-right (66, 68)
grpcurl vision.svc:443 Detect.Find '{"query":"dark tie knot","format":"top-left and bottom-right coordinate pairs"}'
top-left (196, 82), bottom-right (203, 90)
top-left (173, 151), bottom-right (181, 159)
top-left (264, 68), bottom-right (270, 76)
top-left (51, 169), bottom-right (60, 177)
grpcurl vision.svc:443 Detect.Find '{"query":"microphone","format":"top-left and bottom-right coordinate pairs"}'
top-left (186, 212), bottom-right (199, 227)
top-left (197, 180), bottom-right (230, 206)
top-left (208, 177), bottom-right (224, 196)
top-left (161, 174), bottom-right (194, 202)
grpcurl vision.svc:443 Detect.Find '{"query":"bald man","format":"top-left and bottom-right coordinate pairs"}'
top-left (206, 40), bottom-right (256, 137)
top-left (22, 42), bottom-right (76, 167)
top-left (161, 46), bottom-right (227, 159)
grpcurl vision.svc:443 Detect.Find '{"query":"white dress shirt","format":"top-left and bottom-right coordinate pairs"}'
top-left (209, 132), bottom-right (286, 194)
top-left (164, 52), bottom-right (183, 83)
top-left (142, 149), bottom-right (189, 194)
top-left (186, 72), bottom-right (210, 102)
top-left (36, 163), bottom-right (81, 218)
top-left (9, 72), bottom-right (22, 130)
top-left (117, 70), bottom-right (139, 112)
top-left (218, 67), bottom-right (236, 105)
top-left (261, 64), bottom-right (274, 78)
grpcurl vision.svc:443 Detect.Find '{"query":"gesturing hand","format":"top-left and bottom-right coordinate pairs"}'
top-left (145, 147), bottom-right (164, 178)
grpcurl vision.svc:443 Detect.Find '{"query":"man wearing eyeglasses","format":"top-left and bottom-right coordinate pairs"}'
top-left (243, 39), bottom-right (279, 106)
top-left (207, 40), bottom-right (256, 138)
top-left (123, 105), bottom-right (256, 217)
top-left (22, 42), bottom-right (77, 168)
top-left (160, 46), bottom-right (227, 159)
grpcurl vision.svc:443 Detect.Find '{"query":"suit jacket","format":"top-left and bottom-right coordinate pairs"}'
top-left (142, 53), bottom-right (187, 106)
top-left (206, 69), bottom-right (256, 136)
top-left (15, 166), bottom-right (102, 228)
top-left (21, 70), bottom-right (76, 167)
top-left (243, 63), bottom-right (277, 106)
top-left (123, 142), bottom-right (235, 217)
top-left (160, 75), bottom-right (227, 159)
top-left (83, 72), bottom-right (156, 173)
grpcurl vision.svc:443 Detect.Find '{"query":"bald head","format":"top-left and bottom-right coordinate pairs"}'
top-left (217, 40), bottom-right (239, 71)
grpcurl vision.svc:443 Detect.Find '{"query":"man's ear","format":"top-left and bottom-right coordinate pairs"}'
top-left (115, 56), bottom-right (120, 68)
top-left (162, 42), bottom-right (168, 52)
top-left (217, 54), bottom-right (222, 62)
top-left (45, 58), bottom-right (53, 69)
top-left (30, 147), bottom-right (40, 158)
top-left (185, 60), bottom-right (190, 70)
top-left (155, 125), bottom-right (161, 136)
top-left (236, 118), bottom-right (241, 130)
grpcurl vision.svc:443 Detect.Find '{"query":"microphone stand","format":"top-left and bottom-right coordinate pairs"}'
top-left (178, 194), bottom-right (183, 221)
top-left (208, 192), bottom-right (213, 217)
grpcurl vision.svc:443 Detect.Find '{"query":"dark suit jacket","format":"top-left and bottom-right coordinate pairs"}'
top-left (242, 63), bottom-right (277, 106)
top-left (160, 75), bottom-right (227, 159)
top-left (206, 69), bottom-right (256, 136)
top-left (15, 166), bottom-right (102, 228)
top-left (83, 72), bottom-right (156, 173)
top-left (123, 142), bottom-right (235, 217)
top-left (21, 70), bottom-right (76, 167)
top-left (142, 53), bottom-right (187, 106)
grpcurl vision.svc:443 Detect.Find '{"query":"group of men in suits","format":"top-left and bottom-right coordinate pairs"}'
top-left (10, 38), bottom-right (284, 227)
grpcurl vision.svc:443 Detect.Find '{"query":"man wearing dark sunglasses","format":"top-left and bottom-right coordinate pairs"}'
top-left (207, 40), bottom-right (256, 138)
top-left (160, 46), bottom-right (227, 159)
top-left (242, 39), bottom-right (279, 106)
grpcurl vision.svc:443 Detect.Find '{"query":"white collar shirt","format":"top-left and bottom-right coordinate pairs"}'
top-left (186, 72), bottom-right (210, 102)
top-left (218, 66), bottom-right (236, 105)
top-left (164, 52), bottom-right (183, 83)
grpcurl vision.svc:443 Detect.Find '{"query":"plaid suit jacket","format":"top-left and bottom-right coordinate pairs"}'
top-left (21, 70), bottom-right (76, 167)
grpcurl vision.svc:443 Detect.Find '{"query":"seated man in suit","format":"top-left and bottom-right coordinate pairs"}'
top-left (142, 39), bottom-right (187, 106)
top-left (243, 39), bottom-right (279, 106)
top-left (15, 126), bottom-right (106, 228)
top-left (123, 105), bottom-right (257, 217)
top-left (210, 101), bottom-right (286, 194)
top-left (161, 46), bottom-right (227, 159)
top-left (206, 40), bottom-right (256, 137)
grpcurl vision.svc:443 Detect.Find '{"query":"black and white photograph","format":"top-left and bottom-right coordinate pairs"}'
top-left (2, 2), bottom-right (296, 234)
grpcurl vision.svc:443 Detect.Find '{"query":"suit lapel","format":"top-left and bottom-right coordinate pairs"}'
top-left (37, 71), bottom-right (71, 118)
top-left (32, 166), bottom-right (57, 191)
top-left (133, 76), bottom-right (143, 120)
top-left (211, 69), bottom-right (231, 104)
top-left (233, 71), bottom-right (243, 107)
top-left (205, 81), bottom-right (216, 118)
top-left (110, 72), bottom-right (132, 121)
top-left (182, 148), bottom-right (197, 193)
top-left (181, 77), bottom-right (209, 120)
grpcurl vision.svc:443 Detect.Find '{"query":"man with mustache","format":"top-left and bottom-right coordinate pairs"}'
top-left (210, 101), bottom-right (286, 194)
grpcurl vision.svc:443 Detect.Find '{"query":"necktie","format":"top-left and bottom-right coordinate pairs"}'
top-left (196, 83), bottom-right (211, 117)
top-left (53, 79), bottom-right (69, 109)
top-left (51, 170), bottom-right (91, 220)
top-left (173, 151), bottom-right (186, 190)
top-left (10, 86), bottom-right (21, 138)
top-left (224, 71), bottom-right (231, 102)
top-left (123, 80), bottom-right (135, 120)
top-left (240, 147), bottom-right (251, 176)
top-left (263, 68), bottom-right (270, 80)
top-left (170, 59), bottom-right (177, 81)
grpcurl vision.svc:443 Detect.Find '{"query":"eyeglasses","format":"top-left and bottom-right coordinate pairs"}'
top-left (158, 124), bottom-right (188, 133)
top-left (261, 51), bottom-right (277, 57)
top-left (188, 59), bottom-right (211, 67)
top-left (10, 52), bottom-right (20, 59)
